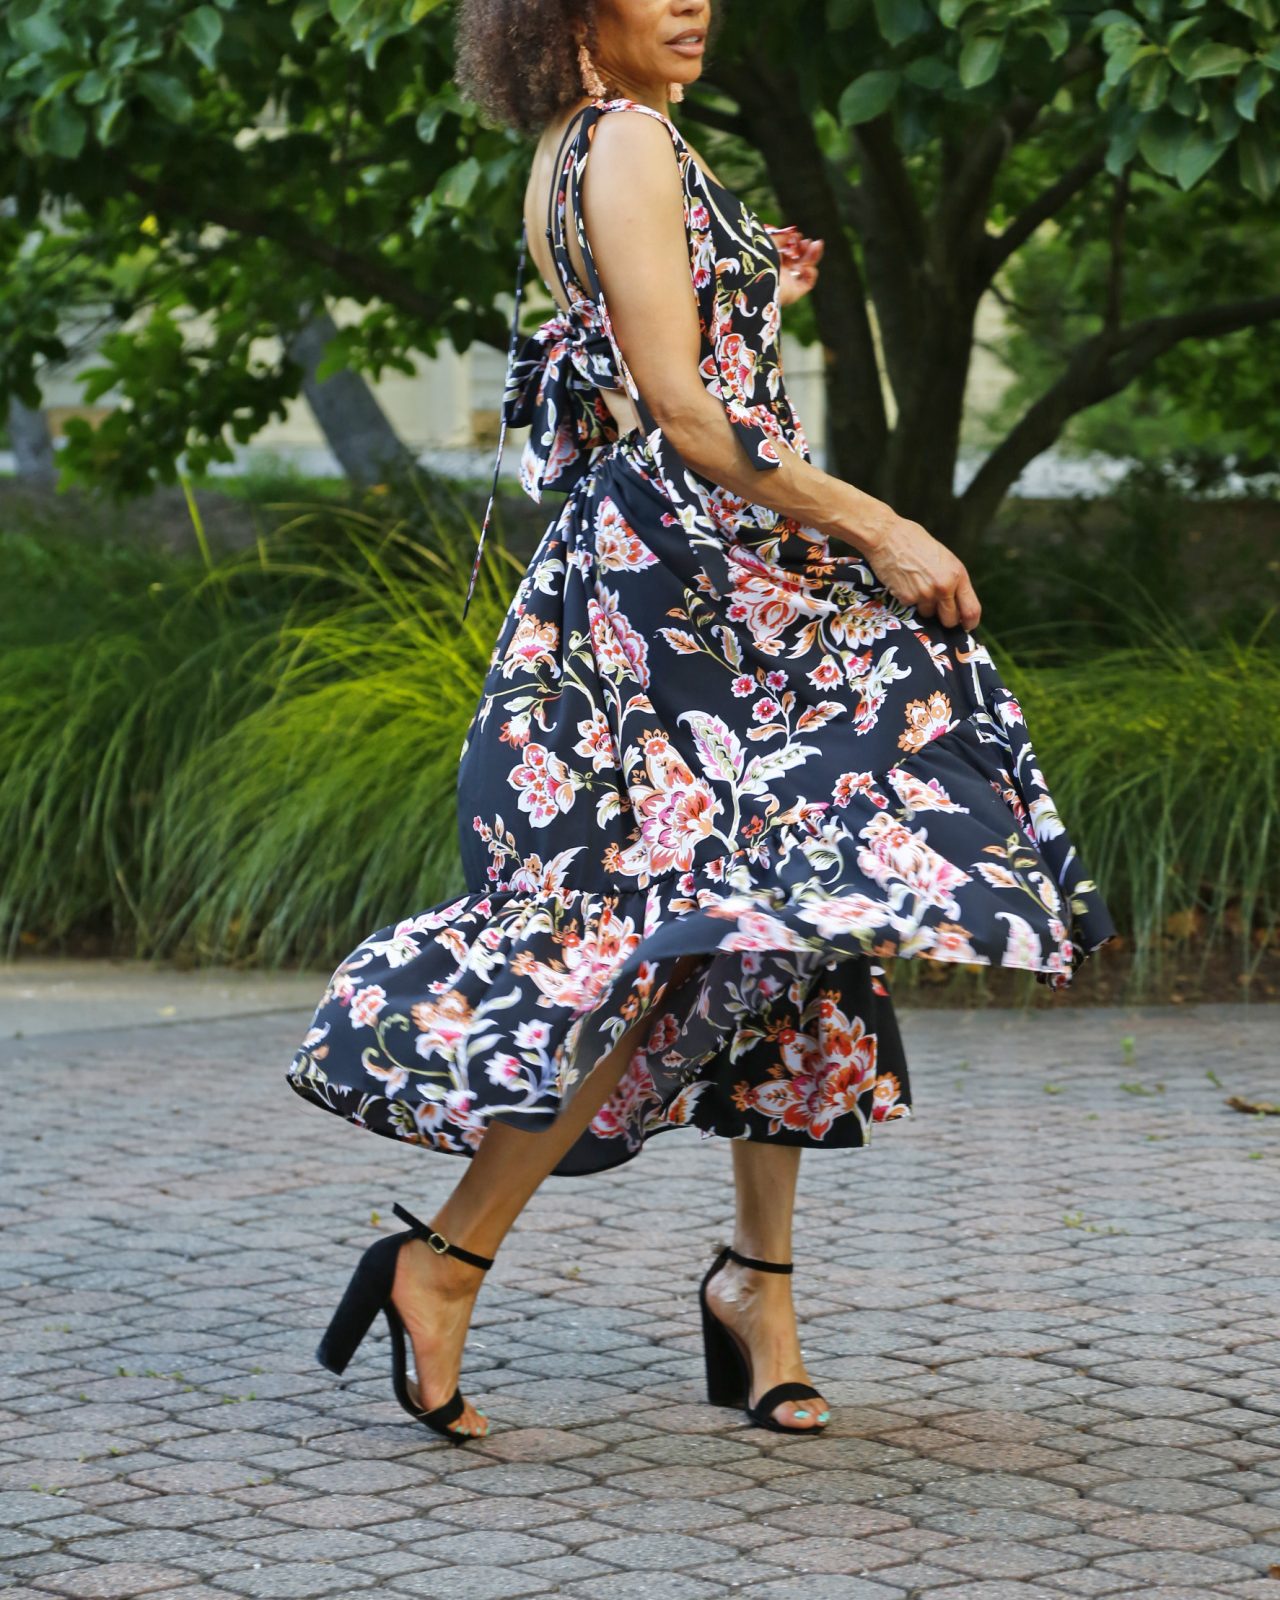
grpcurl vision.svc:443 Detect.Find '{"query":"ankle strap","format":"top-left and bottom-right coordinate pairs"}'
top-left (393, 1203), bottom-right (494, 1271)
top-left (726, 1245), bottom-right (793, 1275)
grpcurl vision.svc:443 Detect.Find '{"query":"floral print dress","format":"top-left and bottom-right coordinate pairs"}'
top-left (286, 96), bottom-right (1117, 1176)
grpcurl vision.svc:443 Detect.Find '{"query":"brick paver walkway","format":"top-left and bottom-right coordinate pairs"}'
top-left (2, 993), bottom-right (1278, 1599)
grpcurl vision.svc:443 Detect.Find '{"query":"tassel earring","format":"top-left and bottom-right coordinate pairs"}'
top-left (577, 40), bottom-right (609, 99)
top-left (668, 80), bottom-right (685, 103)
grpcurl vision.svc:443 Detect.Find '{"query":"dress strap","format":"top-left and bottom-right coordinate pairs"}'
top-left (549, 102), bottom-right (662, 441)
top-left (461, 215), bottom-right (529, 623)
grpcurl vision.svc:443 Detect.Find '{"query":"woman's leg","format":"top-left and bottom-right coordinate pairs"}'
top-left (393, 953), bottom-right (704, 1437)
top-left (703, 1141), bottom-right (830, 1430)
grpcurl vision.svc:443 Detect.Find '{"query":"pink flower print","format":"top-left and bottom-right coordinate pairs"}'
top-left (718, 331), bottom-right (758, 396)
top-left (486, 1054), bottom-right (525, 1090)
top-left (595, 497), bottom-right (657, 572)
top-left (765, 670), bottom-right (787, 691)
top-left (502, 614), bottom-right (560, 680)
top-left (349, 984), bottom-right (387, 1029)
top-left (574, 708), bottom-right (618, 772)
top-left (589, 586), bottom-right (650, 688)
top-left (808, 656), bottom-right (842, 690)
top-left (619, 734), bottom-right (722, 877)
top-left (514, 1019), bottom-right (552, 1051)
top-left (752, 697), bottom-right (780, 723)
top-left (410, 987), bottom-right (475, 1063)
top-left (832, 771), bottom-right (877, 809)
top-left (731, 674), bottom-right (754, 697)
top-left (510, 742), bottom-right (578, 827)
top-left (856, 811), bottom-right (972, 916)
top-left (998, 695), bottom-right (1025, 726)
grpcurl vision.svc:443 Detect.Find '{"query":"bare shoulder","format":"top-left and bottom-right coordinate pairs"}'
top-left (586, 104), bottom-right (681, 188)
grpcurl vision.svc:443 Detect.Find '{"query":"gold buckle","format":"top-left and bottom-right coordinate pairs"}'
top-left (425, 1230), bottom-right (449, 1254)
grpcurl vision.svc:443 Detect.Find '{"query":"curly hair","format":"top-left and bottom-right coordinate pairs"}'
top-left (454, 1), bottom-right (723, 137)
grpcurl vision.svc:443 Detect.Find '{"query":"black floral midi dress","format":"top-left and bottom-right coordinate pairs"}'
top-left (286, 95), bottom-right (1117, 1177)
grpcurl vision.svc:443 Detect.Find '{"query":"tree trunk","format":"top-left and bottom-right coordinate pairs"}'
top-left (286, 305), bottom-right (416, 488)
top-left (7, 396), bottom-right (57, 485)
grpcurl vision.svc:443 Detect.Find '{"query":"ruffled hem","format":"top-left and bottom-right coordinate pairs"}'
top-left (286, 707), bottom-right (1115, 1175)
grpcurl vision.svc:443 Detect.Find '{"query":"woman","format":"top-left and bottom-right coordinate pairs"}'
top-left (287, 0), bottom-right (1117, 1444)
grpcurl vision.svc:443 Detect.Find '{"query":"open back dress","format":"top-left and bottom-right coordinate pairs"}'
top-left (286, 95), bottom-right (1117, 1176)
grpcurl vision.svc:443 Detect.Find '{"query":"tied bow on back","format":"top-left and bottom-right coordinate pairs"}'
top-left (503, 302), bottom-right (627, 503)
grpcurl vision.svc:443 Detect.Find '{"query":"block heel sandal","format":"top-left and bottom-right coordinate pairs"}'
top-left (316, 1201), bottom-right (493, 1444)
top-left (699, 1244), bottom-right (828, 1435)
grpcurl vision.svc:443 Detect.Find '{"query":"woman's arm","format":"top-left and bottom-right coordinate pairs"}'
top-left (580, 111), bottom-right (980, 631)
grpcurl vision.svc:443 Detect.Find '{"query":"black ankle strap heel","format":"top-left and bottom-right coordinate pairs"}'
top-left (391, 1203), bottom-right (495, 1271)
top-left (720, 1245), bottom-right (793, 1275)
top-left (698, 1244), bottom-right (827, 1435)
top-left (315, 1201), bottom-right (494, 1445)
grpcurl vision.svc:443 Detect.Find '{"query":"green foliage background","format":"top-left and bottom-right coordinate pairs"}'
top-left (0, 484), bottom-right (1273, 997)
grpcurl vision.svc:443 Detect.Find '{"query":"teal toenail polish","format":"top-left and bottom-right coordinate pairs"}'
top-left (794, 1408), bottom-right (810, 1418)
top-left (817, 1411), bottom-right (830, 1422)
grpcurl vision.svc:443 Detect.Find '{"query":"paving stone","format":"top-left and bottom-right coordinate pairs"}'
top-left (29, 1564), bottom-right (195, 1597)
top-left (386, 1568), bottom-right (551, 1598)
top-left (1094, 1548), bottom-right (1260, 1583)
top-left (211, 1565), bottom-right (376, 1597)
top-left (589, 1532), bottom-right (733, 1569)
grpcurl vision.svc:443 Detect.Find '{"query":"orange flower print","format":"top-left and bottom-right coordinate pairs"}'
top-left (898, 691), bottom-right (953, 754)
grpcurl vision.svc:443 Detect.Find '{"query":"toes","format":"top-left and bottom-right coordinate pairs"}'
top-left (773, 1401), bottom-right (829, 1430)
top-left (448, 1403), bottom-right (489, 1439)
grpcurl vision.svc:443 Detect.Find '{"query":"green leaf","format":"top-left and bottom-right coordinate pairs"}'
top-left (904, 56), bottom-right (955, 90)
top-left (837, 68), bottom-right (900, 124)
top-left (1174, 126), bottom-right (1228, 187)
top-left (437, 155), bottom-right (481, 209)
top-left (957, 33), bottom-right (1002, 89)
top-left (415, 100), bottom-right (451, 144)
top-left (291, 0), bottom-right (330, 40)
top-left (1090, 9), bottom-right (1145, 36)
top-left (1032, 15), bottom-right (1070, 57)
top-left (1168, 77), bottom-right (1198, 115)
top-left (1232, 61), bottom-right (1267, 120)
top-left (1130, 54), bottom-right (1171, 112)
top-left (96, 94), bottom-right (128, 144)
top-left (135, 72), bottom-right (195, 122)
top-left (938, 0), bottom-right (984, 24)
top-left (873, 0), bottom-right (930, 46)
top-left (73, 70), bottom-right (110, 107)
top-left (10, 12), bottom-right (72, 54)
top-left (1136, 107), bottom-right (1187, 176)
top-left (180, 7), bottom-right (225, 70)
top-left (1103, 106), bottom-right (1142, 175)
top-left (1237, 119), bottom-right (1279, 198)
top-left (1183, 42), bottom-right (1252, 81)
top-left (32, 97), bottom-right (87, 159)
top-left (826, 0), bottom-right (861, 26)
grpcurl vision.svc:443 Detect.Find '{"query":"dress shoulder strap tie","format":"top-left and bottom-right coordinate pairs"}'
top-left (461, 216), bottom-right (529, 623)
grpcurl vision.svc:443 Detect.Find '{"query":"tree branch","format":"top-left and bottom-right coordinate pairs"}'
top-left (957, 292), bottom-right (1280, 540)
top-left (982, 143), bottom-right (1109, 277)
top-left (120, 173), bottom-right (447, 325)
top-left (852, 114), bottom-right (927, 264)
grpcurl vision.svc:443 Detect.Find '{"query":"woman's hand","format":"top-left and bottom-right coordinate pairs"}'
top-left (859, 513), bottom-right (982, 632)
top-left (767, 224), bottom-right (823, 307)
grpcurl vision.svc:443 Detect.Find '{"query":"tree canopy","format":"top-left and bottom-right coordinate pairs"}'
top-left (1, 0), bottom-right (1277, 545)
